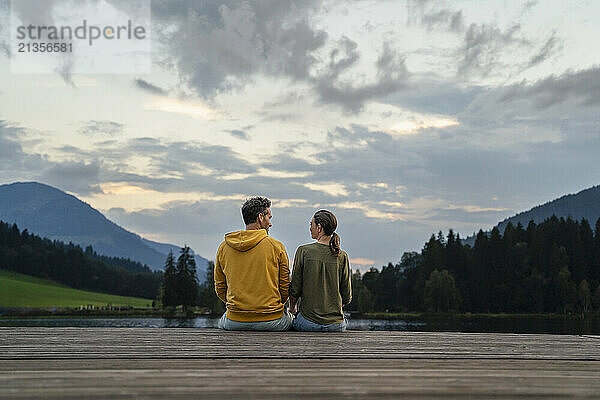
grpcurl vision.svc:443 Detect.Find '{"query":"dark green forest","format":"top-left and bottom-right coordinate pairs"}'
top-left (4, 214), bottom-right (600, 315)
top-left (348, 216), bottom-right (600, 315)
top-left (0, 220), bottom-right (162, 299)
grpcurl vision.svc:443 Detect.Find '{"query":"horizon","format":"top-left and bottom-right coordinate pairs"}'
top-left (1, 1), bottom-right (599, 269)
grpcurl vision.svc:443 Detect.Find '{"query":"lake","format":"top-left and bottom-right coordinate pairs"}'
top-left (1, 315), bottom-right (599, 334)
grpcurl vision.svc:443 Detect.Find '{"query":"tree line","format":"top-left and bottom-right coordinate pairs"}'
top-left (5, 214), bottom-right (600, 315)
top-left (159, 249), bottom-right (225, 314)
top-left (348, 216), bottom-right (600, 314)
top-left (0, 220), bottom-right (162, 299)
top-left (0, 218), bottom-right (217, 311)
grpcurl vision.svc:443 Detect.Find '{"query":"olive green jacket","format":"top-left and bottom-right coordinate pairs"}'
top-left (290, 243), bottom-right (352, 325)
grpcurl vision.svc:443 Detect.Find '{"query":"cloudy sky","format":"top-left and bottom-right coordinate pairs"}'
top-left (1, 0), bottom-right (599, 270)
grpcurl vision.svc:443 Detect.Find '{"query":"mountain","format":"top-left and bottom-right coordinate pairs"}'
top-left (0, 182), bottom-right (209, 276)
top-left (463, 185), bottom-right (600, 246)
top-left (496, 185), bottom-right (600, 233)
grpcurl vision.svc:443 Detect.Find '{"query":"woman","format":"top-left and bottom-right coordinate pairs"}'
top-left (289, 209), bottom-right (352, 331)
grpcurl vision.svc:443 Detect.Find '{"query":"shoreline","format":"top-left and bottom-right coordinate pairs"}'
top-left (354, 312), bottom-right (600, 320)
top-left (1, 308), bottom-right (598, 320)
top-left (0, 308), bottom-right (212, 318)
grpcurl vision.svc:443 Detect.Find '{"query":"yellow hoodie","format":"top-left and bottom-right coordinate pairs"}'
top-left (214, 229), bottom-right (290, 322)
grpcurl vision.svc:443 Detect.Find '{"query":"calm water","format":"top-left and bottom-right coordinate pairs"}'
top-left (1, 316), bottom-right (598, 334)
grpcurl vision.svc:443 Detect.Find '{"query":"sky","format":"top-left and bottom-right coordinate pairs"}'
top-left (0, 0), bottom-right (599, 271)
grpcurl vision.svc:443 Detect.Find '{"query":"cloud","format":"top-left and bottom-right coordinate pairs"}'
top-left (72, 112), bottom-right (598, 260)
top-left (425, 204), bottom-right (512, 225)
top-left (0, 121), bottom-right (48, 178)
top-left (151, 0), bottom-right (326, 96)
top-left (383, 79), bottom-right (485, 115)
top-left (85, 137), bottom-right (261, 186)
top-left (143, 97), bottom-right (221, 120)
top-left (406, 1), bottom-right (464, 32)
top-left (499, 67), bottom-right (600, 110)
top-left (338, 201), bottom-right (406, 222)
top-left (0, 0), bottom-right (10, 57)
top-left (350, 257), bottom-right (375, 266)
top-left (422, 9), bottom-right (465, 33)
top-left (4, 103), bottom-right (600, 265)
top-left (10, 0), bottom-right (55, 26)
top-left (152, 1), bottom-right (409, 112)
top-left (459, 67), bottom-right (600, 126)
top-left (445, 205), bottom-right (510, 213)
top-left (57, 113), bottom-right (598, 234)
top-left (0, 122), bottom-right (25, 162)
top-left (78, 120), bottom-right (124, 136)
top-left (262, 91), bottom-right (306, 108)
top-left (458, 23), bottom-right (529, 78)
top-left (527, 32), bottom-right (562, 68)
top-left (386, 117), bottom-right (459, 136)
top-left (313, 41), bottom-right (409, 112)
top-left (134, 78), bottom-right (168, 96)
top-left (521, 0), bottom-right (538, 14)
top-left (260, 112), bottom-right (299, 123)
top-left (404, 2), bottom-right (560, 82)
top-left (106, 199), bottom-right (246, 259)
top-left (302, 182), bottom-right (348, 197)
top-left (40, 160), bottom-right (102, 195)
top-left (0, 122), bottom-right (104, 198)
top-left (228, 129), bottom-right (250, 140)
top-left (9, 0), bottom-right (79, 83)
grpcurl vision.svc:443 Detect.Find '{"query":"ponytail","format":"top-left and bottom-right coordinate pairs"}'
top-left (314, 209), bottom-right (341, 256)
top-left (329, 232), bottom-right (340, 256)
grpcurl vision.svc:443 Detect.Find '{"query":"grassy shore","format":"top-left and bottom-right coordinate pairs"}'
top-left (0, 269), bottom-right (153, 309)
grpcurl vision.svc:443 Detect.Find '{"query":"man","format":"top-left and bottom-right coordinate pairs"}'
top-left (214, 196), bottom-right (292, 331)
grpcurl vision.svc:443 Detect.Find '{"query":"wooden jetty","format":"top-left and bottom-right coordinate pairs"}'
top-left (1, 327), bottom-right (599, 399)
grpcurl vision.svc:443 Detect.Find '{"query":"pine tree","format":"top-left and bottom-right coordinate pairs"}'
top-left (176, 246), bottom-right (199, 312)
top-left (160, 251), bottom-right (178, 309)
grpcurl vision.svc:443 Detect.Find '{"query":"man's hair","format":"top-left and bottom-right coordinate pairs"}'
top-left (241, 196), bottom-right (271, 225)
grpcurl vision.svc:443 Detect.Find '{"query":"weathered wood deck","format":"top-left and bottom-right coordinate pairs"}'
top-left (1, 328), bottom-right (599, 399)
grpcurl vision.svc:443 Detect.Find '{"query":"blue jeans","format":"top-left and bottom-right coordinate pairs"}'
top-left (292, 311), bottom-right (347, 332)
top-left (218, 310), bottom-right (293, 331)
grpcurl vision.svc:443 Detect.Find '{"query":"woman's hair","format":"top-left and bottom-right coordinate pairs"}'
top-left (313, 209), bottom-right (340, 256)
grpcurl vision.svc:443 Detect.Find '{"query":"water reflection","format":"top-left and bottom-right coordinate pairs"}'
top-left (349, 319), bottom-right (425, 331)
top-left (1, 316), bottom-right (599, 334)
top-left (0, 317), bottom-right (220, 328)
top-left (0, 317), bottom-right (424, 330)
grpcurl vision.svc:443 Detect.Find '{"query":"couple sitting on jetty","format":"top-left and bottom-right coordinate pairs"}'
top-left (214, 196), bottom-right (352, 332)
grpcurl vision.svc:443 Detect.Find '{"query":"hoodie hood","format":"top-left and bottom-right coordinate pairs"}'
top-left (224, 229), bottom-right (268, 252)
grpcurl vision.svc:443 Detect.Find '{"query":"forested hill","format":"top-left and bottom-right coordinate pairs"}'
top-left (497, 185), bottom-right (600, 234)
top-left (348, 216), bottom-right (600, 314)
top-left (0, 182), bottom-right (208, 276)
top-left (0, 220), bottom-right (162, 300)
top-left (463, 185), bottom-right (600, 246)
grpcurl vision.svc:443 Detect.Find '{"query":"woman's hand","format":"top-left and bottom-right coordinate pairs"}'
top-left (288, 296), bottom-right (298, 315)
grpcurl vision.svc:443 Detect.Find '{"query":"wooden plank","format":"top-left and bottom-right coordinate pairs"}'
top-left (0, 328), bottom-right (599, 399)
top-left (1, 328), bottom-right (599, 360)
top-left (1, 359), bottom-right (599, 399)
